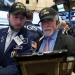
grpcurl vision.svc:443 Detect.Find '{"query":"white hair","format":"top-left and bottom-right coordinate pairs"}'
top-left (54, 15), bottom-right (63, 29)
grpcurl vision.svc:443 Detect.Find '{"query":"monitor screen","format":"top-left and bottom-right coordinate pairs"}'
top-left (70, 11), bottom-right (75, 21)
top-left (0, 11), bottom-right (9, 25)
top-left (58, 12), bottom-right (69, 22)
top-left (57, 4), bottom-right (65, 12)
top-left (32, 12), bottom-right (40, 24)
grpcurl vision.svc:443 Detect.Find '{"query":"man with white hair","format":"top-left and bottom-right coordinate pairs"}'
top-left (36, 7), bottom-right (75, 56)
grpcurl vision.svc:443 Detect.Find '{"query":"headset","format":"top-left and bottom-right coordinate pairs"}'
top-left (55, 15), bottom-right (63, 28)
top-left (50, 6), bottom-right (62, 26)
top-left (55, 15), bottom-right (60, 25)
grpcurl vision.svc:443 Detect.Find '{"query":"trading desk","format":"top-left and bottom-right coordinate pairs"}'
top-left (13, 50), bottom-right (75, 75)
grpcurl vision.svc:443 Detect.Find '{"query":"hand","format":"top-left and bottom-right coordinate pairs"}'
top-left (71, 72), bottom-right (75, 75)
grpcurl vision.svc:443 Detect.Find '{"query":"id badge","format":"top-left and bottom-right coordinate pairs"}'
top-left (13, 36), bottom-right (23, 45)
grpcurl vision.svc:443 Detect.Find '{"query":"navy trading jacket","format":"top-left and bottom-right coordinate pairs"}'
top-left (0, 27), bottom-right (39, 75)
top-left (25, 21), bottom-right (43, 38)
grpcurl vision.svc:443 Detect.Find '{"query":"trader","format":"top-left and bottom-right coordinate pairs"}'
top-left (25, 9), bottom-right (43, 38)
top-left (0, 2), bottom-right (39, 75)
top-left (37, 7), bottom-right (75, 56)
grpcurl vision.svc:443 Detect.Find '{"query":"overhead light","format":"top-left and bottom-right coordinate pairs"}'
top-left (72, 7), bottom-right (75, 9)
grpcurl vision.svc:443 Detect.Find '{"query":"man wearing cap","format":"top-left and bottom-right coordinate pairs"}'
top-left (36, 7), bottom-right (75, 74)
top-left (0, 2), bottom-right (39, 75)
top-left (36, 7), bottom-right (75, 56)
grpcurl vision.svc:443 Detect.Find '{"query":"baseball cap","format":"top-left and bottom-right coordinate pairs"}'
top-left (9, 2), bottom-right (26, 16)
top-left (39, 7), bottom-right (58, 22)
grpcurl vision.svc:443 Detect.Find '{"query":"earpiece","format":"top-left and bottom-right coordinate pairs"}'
top-left (55, 15), bottom-right (60, 25)
top-left (55, 15), bottom-right (62, 26)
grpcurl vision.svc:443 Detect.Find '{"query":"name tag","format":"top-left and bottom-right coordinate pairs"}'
top-left (13, 36), bottom-right (23, 45)
top-left (13, 45), bottom-right (23, 50)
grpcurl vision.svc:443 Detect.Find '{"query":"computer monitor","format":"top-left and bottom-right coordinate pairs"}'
top-left (0, 10), bottom-right (9, 25)
top-left (70, 11), bottom-right (75, 32)
top-left (58, 12), bottom-right (70, 22)
top-left (57, 4), bottom-right (65, 12)
top-left (70, 11), bottom-right (75, 21)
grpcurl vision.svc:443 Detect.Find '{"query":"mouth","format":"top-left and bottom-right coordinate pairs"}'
top-left (15, 25), bottom-right (21, 28)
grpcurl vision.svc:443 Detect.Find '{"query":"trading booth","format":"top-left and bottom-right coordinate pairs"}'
top-left (13, 50), bottom-right (75, 75)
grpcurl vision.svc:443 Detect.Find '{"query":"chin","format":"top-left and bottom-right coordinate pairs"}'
top-left (44, 32), bottom-right (53, 36)
top-left (13, 28), bottom-right (20, 32)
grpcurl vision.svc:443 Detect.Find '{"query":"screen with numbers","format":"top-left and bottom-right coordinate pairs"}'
top-left (70, 11), bottom-right (75, 21)
top-left (58, 12), bottom-right (70, 22)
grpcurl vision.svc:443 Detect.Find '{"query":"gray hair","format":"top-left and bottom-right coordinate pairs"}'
top-left (54, 15), bottom-right (63, 29)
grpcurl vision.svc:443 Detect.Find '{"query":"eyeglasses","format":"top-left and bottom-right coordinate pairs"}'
top-left (40, 19), bottom-right (54, 25)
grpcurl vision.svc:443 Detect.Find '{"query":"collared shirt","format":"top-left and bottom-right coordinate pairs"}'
top-left (8, 27), bottom-right (18, 39)
top-left (39, 30), bottom-right (58, 52)
top-left (4, 27), bottom-right (18, 52)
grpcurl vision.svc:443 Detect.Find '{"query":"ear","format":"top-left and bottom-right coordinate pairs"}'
top-left (7, 13), bottom-right (10, 21)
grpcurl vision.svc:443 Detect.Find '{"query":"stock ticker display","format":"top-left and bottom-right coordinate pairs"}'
top-left (70, 11), bottom-right (75, 21)
top-left (58, 12), bottom-right (70, 22)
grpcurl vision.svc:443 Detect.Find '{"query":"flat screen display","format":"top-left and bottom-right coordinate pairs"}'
top-left (58, 12), bottom-right (69, 22)
top-left (0, 10), bottom-right (9, 25)
top-left (57, 4), bottom-right (65, 12)
top-left (70, 11), bottom-right (75, 21)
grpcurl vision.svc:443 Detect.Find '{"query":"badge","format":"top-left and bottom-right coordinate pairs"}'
top-left (11, 51), bottom-right (17, 57)
top-left (20, 35), bottom-right (24, 41)
top-left (13, 36), bottom-right (23, 45)
top-left (13, 45), bottom-right (23, 50)
top-left (23, 38), bottom-right (28, 44)
top-left (20, 35), bottom-right (28, 44)
top-left (27, 25), bottom-right (37, 31)
top-left (31, 41), bottom-right (37, 49)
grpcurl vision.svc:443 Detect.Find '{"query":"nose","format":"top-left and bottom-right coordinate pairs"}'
top-left (16, 18), bottom-right (22, 24)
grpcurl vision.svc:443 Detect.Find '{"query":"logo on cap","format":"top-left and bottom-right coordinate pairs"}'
top-left (15, 3), bottom-right (25, 9)
top-left (40, 9), bottom-right (49, 16)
